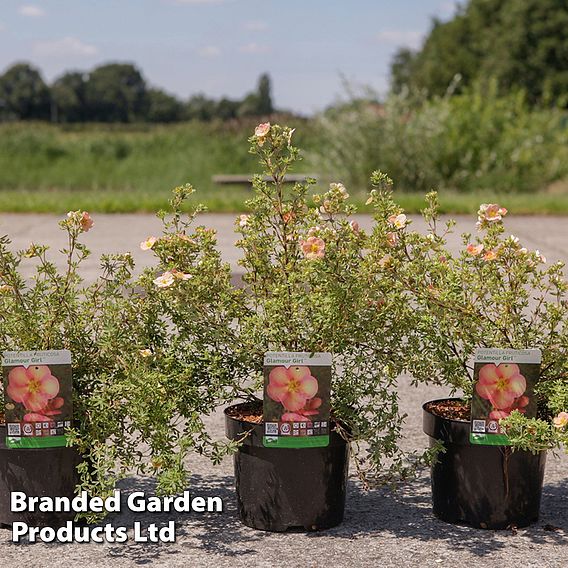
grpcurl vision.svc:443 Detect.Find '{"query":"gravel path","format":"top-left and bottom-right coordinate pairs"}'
top-left (0, 214), bottom-right (566, 567)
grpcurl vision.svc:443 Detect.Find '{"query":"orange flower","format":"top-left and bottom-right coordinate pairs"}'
top-left (80, 212), bottom-right (94, 232)
top-left (300, 236), bottom-right (325, 259)
top-left (466, 243), bottom-right (484, 256)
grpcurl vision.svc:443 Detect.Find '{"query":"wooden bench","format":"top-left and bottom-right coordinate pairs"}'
top-left (212, 173), bottom-right (318, 186)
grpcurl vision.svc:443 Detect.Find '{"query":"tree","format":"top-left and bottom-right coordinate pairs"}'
top-left (390, 0), bottom-right (568, 106)
top-left (184, 94), bottom-right (216, 121)
top-left (51, 71), bottom-right (87, 123)
top-left (0, 62), bottom-right (50, 120)
top-left (84, 63), bottom-right (147, 122)
top-left (238, 73), bottom-right (274, 117)
top-left (146, 88), bottom-right (182, 123)
top-left (257, 73), bottom-right (273, 115)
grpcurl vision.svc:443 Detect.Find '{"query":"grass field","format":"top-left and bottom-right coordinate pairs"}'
top-left (0, 121), bottom-right (567, 215)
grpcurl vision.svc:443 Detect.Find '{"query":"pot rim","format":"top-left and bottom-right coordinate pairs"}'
top-left (422, 397), bottom-right (468, 424)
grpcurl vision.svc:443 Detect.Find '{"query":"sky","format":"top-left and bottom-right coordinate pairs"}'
top-left (0, 0), bottom-right (462, 114)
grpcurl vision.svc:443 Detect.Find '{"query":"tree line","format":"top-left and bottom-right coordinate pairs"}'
top-left (390, 0), bottom-right (568, 107)
top-left (0, 62), bottom-right (274, 123)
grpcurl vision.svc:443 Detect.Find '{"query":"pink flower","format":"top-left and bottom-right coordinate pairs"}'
top-left (553, 412), bottom-right (568, 428)
top-left (80, 212), bottom-right (94, 232)
top-left (238, 214), bottom-right (250, 228)
top-left (298, 397), bottom-right (322, 416)
top-left (267, 366), bottom-right (319, 412)
top-left (483, 250), bottom-right (498, 261)
top-left (477, 203), bottom-right (508, 224)
top-left (349, 220), bottom-right (360, 233)
top-left (466, 243), bottom-right (484, 256)
top-left (7, 366), bottom-right (60, 412)
top-left (23, 413), bottom-right (51, 422)
top-left (300, 236), bottom-right (325, 259)
top-left (254, 122), bottom-right (271, 145)
top-left (140, 236), bottom-right (157, 251)
top-left (476, 363), bottom-right (527, 410)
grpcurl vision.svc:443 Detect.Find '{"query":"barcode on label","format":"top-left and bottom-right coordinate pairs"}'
top-left (265, 422), bottom-right (279, 435)
top-left (472, 420), bottom-right (486, 433)
top-left (7, 423), bottom-right (21, 436)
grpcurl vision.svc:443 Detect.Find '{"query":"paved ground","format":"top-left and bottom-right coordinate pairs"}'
top-left (0, 213), bottom-right (567, 567)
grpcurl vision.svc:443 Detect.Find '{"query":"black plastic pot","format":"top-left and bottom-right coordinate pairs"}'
top-left (423, 398), bottom-right (546, 529)
top-left (0, 425), bottom-right (82, 527)
top-left (225, 403), bottom-right (349, 532)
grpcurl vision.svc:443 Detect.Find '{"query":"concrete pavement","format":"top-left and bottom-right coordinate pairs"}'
top-left (0, 213), bottom-right (567, 567)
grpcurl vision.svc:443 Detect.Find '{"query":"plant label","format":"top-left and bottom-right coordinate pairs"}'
top-left (2, 350), bottom-right (73, 448)
top-left (263, 352), bottom-right (332, 448)
top-left (470, 348), bottom-right (541, 446)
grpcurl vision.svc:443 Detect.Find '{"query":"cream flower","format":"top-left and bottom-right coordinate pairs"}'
top-left (388, 213), bottom-right (407, 229)
top-left (238, 214), bottom-right (250, 228)
top-left (140, 236), bottom-right (157, 251)
top-left (553, 412), bottom-right (568, 428)
top-left (153, 271), bottom-right (175, 288)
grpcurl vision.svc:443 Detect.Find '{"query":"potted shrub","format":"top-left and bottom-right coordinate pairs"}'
top-left (367, 180), bottom-right (568, 529)
top-left (0, 211), bottom-right (149, 526)
top-left (221, 124), bottom-right (420, 531)
top-left (121, 184), bottom-right (247, 496)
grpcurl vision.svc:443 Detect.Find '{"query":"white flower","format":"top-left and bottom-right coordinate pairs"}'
top-left (388, 213), bottom-right (407, 229)
top-left (140, 236), bottom-right (157, 251)
top-left (153, 271), bottom-right (175, 288)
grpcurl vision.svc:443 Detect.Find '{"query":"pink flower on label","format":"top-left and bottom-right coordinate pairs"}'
top-left (489, 395), bottom-right (530, 419)
top-left (254, 122), bottom-right (271, 145)
top-left (476, 363), bottom-right (527, 410)
top-left (300, 236), bottom-right (325, 259)
top-left (80, 212), bottom-right (94, 232)
top-left (489, 409), bottom-right (510, 420)
top-left (7, 366), bottom-right (60, 412)
top-left (553, 412), bottom-right (568, 428)
top-left (281, 412), bottom-right (313, 423)
top-left (267, 366), bottom-right (319, 412)
top-left (466, 243), bottom-right (484, 256)
top-left (23, 413), bottom-right (51, 422)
